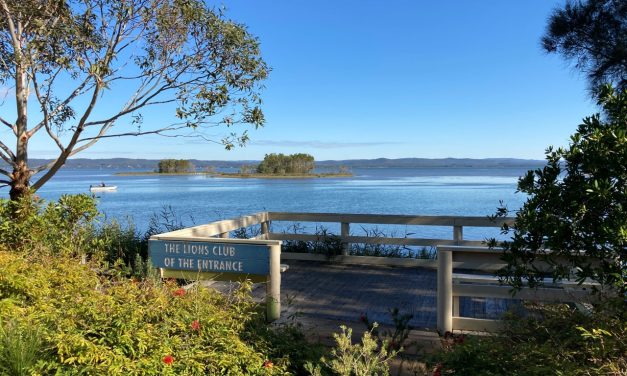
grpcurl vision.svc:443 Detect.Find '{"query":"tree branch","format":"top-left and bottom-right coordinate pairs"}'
top-left (0, 116), bottom-right (14, 129)
top-left (76, 124), bottom-right (190, 142)
top-left (0, 1), bottom-right (20, 52)
top-left (29, 76), bottom-right (93, 135)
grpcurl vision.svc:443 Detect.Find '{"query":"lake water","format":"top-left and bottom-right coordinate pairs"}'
top-left (26, 167), bottom-right (529, 241)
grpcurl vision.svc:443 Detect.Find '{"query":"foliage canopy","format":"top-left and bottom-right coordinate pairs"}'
top-left (542, 0), bottom-right (627, 93)
top-left (157, 159), bottom-right (195, 174)
top-left (256, 153), bottom-right (315, 175)
top-left (0, 0), bottom-right (268, 199)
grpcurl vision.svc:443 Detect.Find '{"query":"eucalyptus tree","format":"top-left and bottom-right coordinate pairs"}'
top-left (0, 0), bottom-right (268, 200)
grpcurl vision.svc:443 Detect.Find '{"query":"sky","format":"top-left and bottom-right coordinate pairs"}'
top-left (16, 1), bottom-right (599, 161)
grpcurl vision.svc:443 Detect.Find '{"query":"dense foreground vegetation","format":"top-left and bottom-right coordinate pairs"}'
top-left (0, 195), bottom-right (403, 375)
top-left (431, 305), bottom-right (626, 375)
top-left (0, 196), bottom-right (308, 375)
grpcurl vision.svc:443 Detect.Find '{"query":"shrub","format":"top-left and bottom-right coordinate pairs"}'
top-left (306, 324), bottom-right (396, 376)
top-left (0, 193), bottom-right (98, 256)
top-left (430, 303), bottom-right (627, 375)
top-left (0, 250), bottom-right (291, 375)
top-left (0, 196), bottom-right (328, 375)
top-left (490, 85), bottom-right (627, 310)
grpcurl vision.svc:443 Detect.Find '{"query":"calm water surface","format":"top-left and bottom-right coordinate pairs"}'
top-left (25, 167), bottom-right (528, 239)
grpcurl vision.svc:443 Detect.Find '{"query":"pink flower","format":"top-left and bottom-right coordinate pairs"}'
top-left (163, 355), bottom-right (174, 365)
top-left (263, 360), bottom-right (273, 368)
top-left (173, 288), bottom-right (186, 297)
top-left (191, 320), bottom-right (201, 331)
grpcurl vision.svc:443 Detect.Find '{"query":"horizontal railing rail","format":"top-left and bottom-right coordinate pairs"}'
top-left (264, 212), bottom-right (514, 263)
top-left (437, 245), bottom-right (598, 332)
top-left (267, 212), bottom-right (510, 227)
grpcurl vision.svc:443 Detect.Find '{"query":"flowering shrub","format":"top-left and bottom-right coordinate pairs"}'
top-left (0, 250), bottom-right (289, 375)
top-left (0, 194), bottom-right (335, 374)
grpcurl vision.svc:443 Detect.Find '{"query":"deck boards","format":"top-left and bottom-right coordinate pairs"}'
top-left (276, 261), bottom-right (439, 328)
top-left (205, 259), bottom-right (513, 329)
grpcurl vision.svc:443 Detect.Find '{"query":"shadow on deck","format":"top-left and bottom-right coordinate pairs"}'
top-left (277, 260), bottom-right (438, 329)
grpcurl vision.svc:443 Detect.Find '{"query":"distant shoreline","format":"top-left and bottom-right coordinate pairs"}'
top-left (213, 172), bottom-right (353, 179)
top-left (115, 171), bottom-right (354, 179)
top-left (115, 171), bottom-right (208, 176)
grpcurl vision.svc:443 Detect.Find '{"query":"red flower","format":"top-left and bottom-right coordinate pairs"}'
top-left (263, 360), bottom-right (273, 368)
top-left (191, 320), bottom-right (201, 331)
top-left (359, 313), bottom-right (367, 322)
top-left (433, 363), bottom-right (442, 376)
top-left (173, 288), bottom-right (186, 297)
top-left (163, 355), bottom-right (174, 365)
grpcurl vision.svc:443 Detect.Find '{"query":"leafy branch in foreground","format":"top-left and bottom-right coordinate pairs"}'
top-left (489, 85), bottom-right (626, 312)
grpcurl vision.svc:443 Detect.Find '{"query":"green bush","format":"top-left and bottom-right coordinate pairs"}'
top-left (0, 196), bottom-right (331, 374)
top-left (0, 193), bottom-right (98, 256)
top-left (490, 85), bottom-right (627, 308)
top-left (431, 303), bottom-right (626, 375)
top-left (0, 250), bottom-right (291, 375)
top-left (306, 324), bottom-right (396, 376)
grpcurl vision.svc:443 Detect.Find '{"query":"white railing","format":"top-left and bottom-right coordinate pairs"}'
top-left (162, 212), bottom-right (596, 332)
top-left (436, 246), bottom-right (597, 332)
top-left (162, 211), bottom-right (513, 267)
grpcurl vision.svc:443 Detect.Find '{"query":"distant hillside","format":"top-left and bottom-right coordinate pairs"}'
top-left (16, 157), bottom-right (545, 170)
top-left (23, 158), bottom-right (256, 170)
top-left (316, 158), bottom-right (543, 168)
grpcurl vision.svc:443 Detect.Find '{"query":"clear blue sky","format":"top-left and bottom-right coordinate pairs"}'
top-left (31, 0), bottom-right (597, 161)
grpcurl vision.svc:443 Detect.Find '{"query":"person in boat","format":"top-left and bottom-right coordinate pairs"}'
top-left (101, 182), bottom-right (105, 187)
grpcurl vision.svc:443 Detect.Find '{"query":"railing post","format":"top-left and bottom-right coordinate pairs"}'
top-left (453, 225), bottom-right (463, 245)
top-left (261, 221), bottom-right (270, 240)
top-left (437, 247), bottom-right (453, 333)
top-left (341, 222), bottom-right (350, 256)
top-left (452, 225), bottom-right (462, 316)
top-left (266, 243), bottom-right (281, 322)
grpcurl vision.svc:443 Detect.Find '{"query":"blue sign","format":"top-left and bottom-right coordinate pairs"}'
top-left (149, 239), bottom-right (270, 275)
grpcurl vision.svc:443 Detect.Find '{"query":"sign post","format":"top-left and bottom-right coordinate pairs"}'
top-left (149, 237), bottom-right (282, 322)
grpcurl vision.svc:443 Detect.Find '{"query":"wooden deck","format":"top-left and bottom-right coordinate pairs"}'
top-left (206, 259), bottom-right (513, 330)
top-left (277, 260), bottom-right (439, 329)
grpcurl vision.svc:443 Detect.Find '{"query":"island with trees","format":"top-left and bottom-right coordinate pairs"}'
top-left (214, 153), bottom-right (353, 178)
top-left (116, 154), bottom-right (352, 178)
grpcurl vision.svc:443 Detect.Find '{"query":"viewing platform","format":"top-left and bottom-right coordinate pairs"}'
top-left (151, 211), bottom-right (597, 335)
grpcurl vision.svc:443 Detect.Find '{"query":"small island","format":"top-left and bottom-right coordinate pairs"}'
top-left (115, 154), bottom-right (353, 178)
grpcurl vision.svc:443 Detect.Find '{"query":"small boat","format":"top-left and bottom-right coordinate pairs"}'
top-left (90, 184), bottom-right (117, 192)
